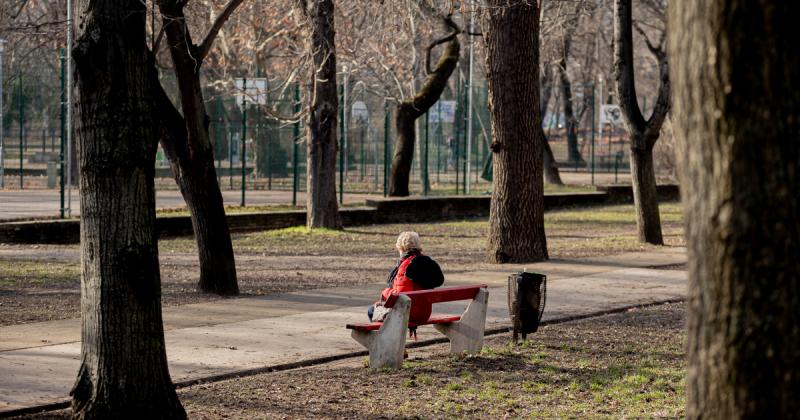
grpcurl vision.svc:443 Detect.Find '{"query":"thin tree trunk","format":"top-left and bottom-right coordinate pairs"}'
top-left (484, 0), bottom-right (548, 263)
top-left (670, 1), bottom-right (800, 418)
top-left (557, 40), bottom-right (583, 164)
top-left (613, 0), bottom-right (669, 245)
top-left (630, 142), bottom-right (662, 243)
top-left (303, 0), bottom-right (341, 229)
top-left (390, 20), bottom-right (460, 197)
top-left (540, 65), bottom-right (563, 185)
top-left (156, 0), bottom-right (238, 295)
top-left (542, 130), bottom-right (563, 185)
top-left (70, 0), bottom-right (185, 416)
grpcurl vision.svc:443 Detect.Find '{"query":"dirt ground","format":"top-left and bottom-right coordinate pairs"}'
top-left (18, 302), bottom-right (686, 419)
top-left (0, 203), bottom-right (685, 326)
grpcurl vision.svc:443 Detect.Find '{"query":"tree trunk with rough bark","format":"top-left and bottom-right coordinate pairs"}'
top-left (613, 0), bottom-right (669, 245)
top-left (302, 0), bottom-right (341, 229)
top-left (70, 0), bottom-right (185, 417)
top-left (484, 0), bottom-right (548, 263)
top-left (155, 0), bottom-right (238, 295)
top-left (670, 1), bottom-right (800, 418)
top-left (390, 23), bottom-right (460, 197)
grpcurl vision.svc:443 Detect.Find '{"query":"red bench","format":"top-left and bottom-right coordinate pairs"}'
top-left (347, 284), bottom-right (489, 368)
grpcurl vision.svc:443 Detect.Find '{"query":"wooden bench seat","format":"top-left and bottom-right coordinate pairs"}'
top-left (347, 284), bottom-right (489, 369)
top-left (347, 315), bottom-right (462, 332)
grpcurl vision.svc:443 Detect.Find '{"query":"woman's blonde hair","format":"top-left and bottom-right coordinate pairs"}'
top-left (395, 231), bottom-right (422, 253)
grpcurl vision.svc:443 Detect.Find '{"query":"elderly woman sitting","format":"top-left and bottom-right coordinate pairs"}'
top-left (368, 231), bottom-right (443, 324)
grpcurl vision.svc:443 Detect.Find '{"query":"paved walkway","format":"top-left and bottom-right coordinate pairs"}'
top-left (0, 190), bottom-right (380, 220)
top-left (0, 248), bottom-right (687, 413)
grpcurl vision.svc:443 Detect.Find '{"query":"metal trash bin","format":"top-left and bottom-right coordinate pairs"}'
top-left (507, 271), bottom-right (547, 343)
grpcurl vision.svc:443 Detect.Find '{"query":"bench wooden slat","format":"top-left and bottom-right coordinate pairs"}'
top-left (347, 315), bottom-right (461, 332)
top-left (384, 284), bottom-right (488, 308)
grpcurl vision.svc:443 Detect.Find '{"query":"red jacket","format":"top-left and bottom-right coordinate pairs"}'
top-left (381, 254), bottom-right (432, 323)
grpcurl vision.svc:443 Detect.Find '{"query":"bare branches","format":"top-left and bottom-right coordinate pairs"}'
top-left (425, 14), bottom-right (461, 74)
top-left (197, 0), bottom-right (246, 61)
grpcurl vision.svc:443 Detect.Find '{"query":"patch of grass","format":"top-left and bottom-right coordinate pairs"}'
top-left (444, 382), bottom-right (463, 392)
top-left (0, 260), bottom-right (79, 287)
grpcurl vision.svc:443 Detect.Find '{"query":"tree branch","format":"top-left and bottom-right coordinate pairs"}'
top-left (197, 0), bottom-right (246, 62)
top-left (425, 15), bottom-right (461, 74)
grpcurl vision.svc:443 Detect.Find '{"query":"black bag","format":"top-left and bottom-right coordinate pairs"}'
top-left (507, 272), bottom-right (547, 343)
top-left (405, 255), bottom-right (444, 289)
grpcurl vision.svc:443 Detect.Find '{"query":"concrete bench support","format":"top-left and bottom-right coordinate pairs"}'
top-left (433, 288), bottom-right (489, 354)
top-left (350, 294), bottom-right (411, 369)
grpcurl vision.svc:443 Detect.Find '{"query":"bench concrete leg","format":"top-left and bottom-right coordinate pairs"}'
top-left (433, 288), bottom-right (488, 354)
top-left (350, 294), bottom-right (411, 369)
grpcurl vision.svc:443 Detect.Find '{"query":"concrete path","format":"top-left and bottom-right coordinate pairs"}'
top-left (0, 190), bottom-right (379, 220)
top-left (0, 248), bottom-right (687, 413)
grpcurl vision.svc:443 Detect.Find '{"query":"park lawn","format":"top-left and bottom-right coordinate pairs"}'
top-left (19, 302), bottom-right (685, 419)
top-left (176, 302), bottom-right (686, 418)
top-left (0, 203), bottom-right (685, 326)
top-left (158, 202), bottom-right (685, 259)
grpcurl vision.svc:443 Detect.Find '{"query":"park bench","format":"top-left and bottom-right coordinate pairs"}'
top-left (346, 284), bottom-right (489, 368)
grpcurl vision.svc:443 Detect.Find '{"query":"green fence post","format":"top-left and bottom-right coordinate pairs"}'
top-left (454, 80), bottom-right (461, 194)
top-left (18, 72), bottom-right (24, 189)
top-left (461, 79), bottom-right (468, 194)
top-left (591, 83), bottom-right (596, 186)
top-left (241, 78), bottom-right (247, 206)
top-left (383, 101), bottom-right (389, 197)
top-left (215, 99), bottom-right (222, 184)
top-left (292, 83), bottom-right (300, 207)
top-left (423, 112), bottom-right (430, 196)
top-left (229, 106), bottom-right (234, 190)
top-left (59, 49), bottom-right (66, 218)
top-left (338, 85), bottom-right (344, 204)
top-left (436, 101), bottom-right (442, 184)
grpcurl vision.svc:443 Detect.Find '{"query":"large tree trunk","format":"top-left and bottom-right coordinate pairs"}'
top-left (156, 0), bottom-right (238, 295)
top-left (613, 0), bottom-right (670, 245)
top-left (484, 0), bottom-right (548, 263)
top-left (670, 1), bottom-right (800, 418)
top-left (69, 0), bottom-right (185, 417)
top-left (303, 0), bottom-right (342, 229)
top-left (389, 21), bottom-right (460, 197)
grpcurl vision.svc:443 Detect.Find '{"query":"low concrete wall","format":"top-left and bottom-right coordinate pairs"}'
top-left (0, 185), bottom-right (679, 244)
top-left (598, 184), bottom-right (680, 203)
top-left (365, 192), bottom-right (611, 223)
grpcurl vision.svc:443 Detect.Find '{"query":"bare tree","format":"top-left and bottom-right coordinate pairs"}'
top-left (539, 63), bottom-right (563, 185)
top-left (69, 0), bottom-right (184, 415)
top-left (670, 0), bottom-right (800, 417)
top-left (389, 8), bottom-right (460, 197)
top-left (613, 0), bottom-right (669, 244)
top-left (484, 0), bottom-right (548, 263)
top-left (153, 0), bottom-right (245, 295)
top-left (298, 0), bottom-right (341, 229)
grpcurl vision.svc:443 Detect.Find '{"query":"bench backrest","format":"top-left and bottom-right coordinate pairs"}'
top-left (384, 284), bottom-right (487, 308)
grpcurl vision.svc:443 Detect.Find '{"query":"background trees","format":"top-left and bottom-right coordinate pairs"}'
top-left (613, 0), bottom-right (669, 245)
top-left (152, 0), bottom-right (245, 295)
top-left (670, 0), bottom-right (800, 417)
top-left (483, 0), bottom-right (548, 263)
top-left (389, 8), bottom-right (460, 197)
top-left (299, 0), bottom-right (342, 229)
top-left (70, 0), bottom-right (184, 415)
